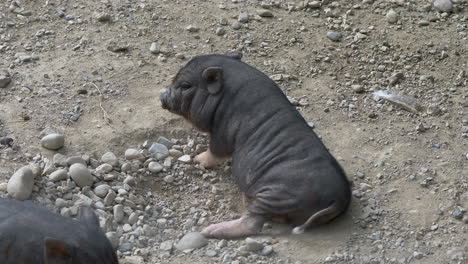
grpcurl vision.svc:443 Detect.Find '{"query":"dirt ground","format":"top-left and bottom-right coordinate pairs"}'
top-left (0, 0), bottom-right (467, 263)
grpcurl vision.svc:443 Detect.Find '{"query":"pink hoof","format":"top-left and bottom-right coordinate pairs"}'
top-left (201, 218), bottom-right (256, 239)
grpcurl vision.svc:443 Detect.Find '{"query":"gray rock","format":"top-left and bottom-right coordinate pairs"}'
top-left (351, 85), bottom-right (365, 93)
top-left (69, 163), bottom-right (94, 187)
top-left (104, 190), bottom-right (116, 206)
top-left (66, 156), bottom-right (86, 166)
top-left (125, 148), bottom-right (143, 160)
top-left (434, 0), bottom-right (453, 13)
top-left (169, 149), bottom-right (183, 158)
top-left (386, 9), bottom-right (398, 24)
top-left (327, 32), bottom-right (342, 42)
top-left (106, 232), bottom-right (119, 249)
top-left (186, 25), bottom-right (200, 32)
top-left (121, 162), bottom-right (132, 172)
top-left (231, 22), bottom-right (242, 30)
top-left (160, 241), bottom-right (173, 251)
top-left (243, 238), bottom-right (263, 252)
top-left (257, 9), bottom-right (273, 17)
top-left (176, 232), bottom-right (208, 250)
top-left (148, 162), bottom-right (163, 173)
top-left (101, 152), bottom-right (118, 166)
top-left (7, 167), bottom-right (34, 200)
top-left (149, 143), bottom-right (169, 155)
top-left (163, 175), bottom-right (174, 183)
top-left (261, 245), bottom-right (274, 256)
top-left (119, 243), bottom-right (133, 252)
top-left (94, 184), bottom-right (111, 198)
top-left (41, 134), bottom-right (65, 150)
top-left (238, 12), bottom-right (249, 23)
top-left (157, 137), bottom-right (175, 148)
top-left (0, 70), bottom-right (11, 88)
top-left (215, 27), bottom-right (226, 36)
top-left (123, 176), bottom-right (136, 186)
top-left (96, 12), bottom-right (112, 22)
top-left (49, 169), bottom-right (68, 182)
top-left (114, 204), bottom-right (124, 223)
top-left (128, 212), bottom-right (139, 225)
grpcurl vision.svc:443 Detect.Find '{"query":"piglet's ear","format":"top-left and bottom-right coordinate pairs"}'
top-left (78, 205), bottom-right (100, 229)
top-left (202, 67), bottom-right (223, 94)
top-left (225, 51), bottom-right (242, 60)
top-left (44, 237), bottom-right (73, 264)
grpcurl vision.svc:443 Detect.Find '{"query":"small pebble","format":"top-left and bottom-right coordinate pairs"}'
top-left (176, 232), bottom-right (208, 250)
top-left (238, 12), bottom-right (249, 23)
top-left (178, 155), bottom-right (191, 163)
top-left (257, 9), bottom-right (273, 17)
top-left (49, 169), bottom-right (68, 182)
top-left (148, 162), bottom-right (163, 173)
top-left (327, 32), bottom-right (342, 42)
top-left (386, 9), bottom-right (398, 24)
top-left (186, 25), bottom-right (200, 32)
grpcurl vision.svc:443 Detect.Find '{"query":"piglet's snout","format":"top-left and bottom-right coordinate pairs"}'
top-left (160, 89), bottom-right (169, 109)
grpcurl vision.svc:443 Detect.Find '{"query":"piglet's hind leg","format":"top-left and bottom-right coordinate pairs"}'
top-left (201, 214), bottom-right (266, 239)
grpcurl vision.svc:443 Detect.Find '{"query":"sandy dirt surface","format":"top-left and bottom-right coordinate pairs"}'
top-left (0, 0), bottom-right (467, 263)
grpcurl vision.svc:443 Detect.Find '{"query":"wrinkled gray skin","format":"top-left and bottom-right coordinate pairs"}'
top-left (0, 198), bottom-right (118, 264)
top-left (160, 53), bottom-right (351, 239)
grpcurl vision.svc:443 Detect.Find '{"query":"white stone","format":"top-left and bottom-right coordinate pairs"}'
top-left (178, 155), bottom-right (191, 163)
top-left (40, 134), bottom-right (65, 150)
top-left (7, 167), bottom-right (34, 200)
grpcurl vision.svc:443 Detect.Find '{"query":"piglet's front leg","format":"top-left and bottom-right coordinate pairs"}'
top-left (195, 148), bottom-right (225, 168)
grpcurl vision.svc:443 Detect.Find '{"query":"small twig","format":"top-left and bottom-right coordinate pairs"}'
top-left (91, 82), bottom-right (112, 125)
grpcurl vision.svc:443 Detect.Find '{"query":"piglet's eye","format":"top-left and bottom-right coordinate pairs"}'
top-left (180, 82), bottom-right (191, 89)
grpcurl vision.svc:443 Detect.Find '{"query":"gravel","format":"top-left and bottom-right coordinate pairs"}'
top-left (327, 32), bottom-right (342, 42)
